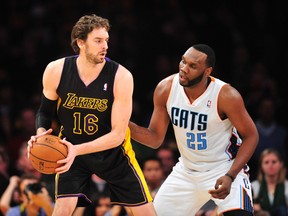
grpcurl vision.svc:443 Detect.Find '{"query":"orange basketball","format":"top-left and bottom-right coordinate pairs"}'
top-left (29, 134), bottom-right (68, 174)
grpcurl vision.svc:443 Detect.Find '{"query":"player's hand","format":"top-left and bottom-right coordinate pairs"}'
top-left (208, 175), bottom-right (232, 199)
top-left (27, 129), bottom-right (53, 158)
top-left (55, 138), bottom-right (77, 174)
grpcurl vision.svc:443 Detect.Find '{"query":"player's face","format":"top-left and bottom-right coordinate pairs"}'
top-left (179, 48), bottom-right (209, 87)
top-left (82, 28), bottom-right (109, 64)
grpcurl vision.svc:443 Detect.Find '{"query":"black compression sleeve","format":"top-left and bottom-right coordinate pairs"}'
top-left (35, 93), bottom-right (58, 130)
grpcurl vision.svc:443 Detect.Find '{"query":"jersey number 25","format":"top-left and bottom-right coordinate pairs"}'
top-left (186, 132), bottom-right (207, 150)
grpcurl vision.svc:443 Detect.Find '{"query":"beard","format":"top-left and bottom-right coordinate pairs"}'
top-left (84, 45), bottom-right (105, 64)
top-left (86, 52), bottom-right (103, 64)
top-left (179, 71), bottom-right (205, 87)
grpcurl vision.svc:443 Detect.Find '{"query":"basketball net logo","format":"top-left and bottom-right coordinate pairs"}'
top-left (207, 100), bottom-right (212, 108)
top-left (103, 83), bottom-right (108, 91)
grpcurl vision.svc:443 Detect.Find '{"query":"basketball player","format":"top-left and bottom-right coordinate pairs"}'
top-left (129, 44), bottom-right (259, 216)
top-left (27, 14), bottom-right (156, 216)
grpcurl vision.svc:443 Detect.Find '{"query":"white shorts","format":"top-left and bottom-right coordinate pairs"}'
top-left (153, 160), bottom-right (253, 216)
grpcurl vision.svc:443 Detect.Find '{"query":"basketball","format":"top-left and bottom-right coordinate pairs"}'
top-left (29, 134), bottom-right (68, 174)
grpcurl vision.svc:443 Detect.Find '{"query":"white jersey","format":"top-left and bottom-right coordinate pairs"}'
top-left (167, 74), bottom-right (242, 172)
top-left (154, 74), bottom-right (253, 216)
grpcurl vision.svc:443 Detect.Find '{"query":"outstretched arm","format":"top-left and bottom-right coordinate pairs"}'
top-left (129, 75), bottom-right (174, 149)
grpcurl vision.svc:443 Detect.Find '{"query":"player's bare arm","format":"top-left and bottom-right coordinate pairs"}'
top-left (129, 74), bottom-right (174, 149)
top-left (219, 84), bottom-right (258, 178)
top-left (35, 58), bottom-right (64, 135)
top-left (42, 58), bottom-right (64, 101)
top-left (209, 84), bottom-right (258, 199)
top-left (28, 59), bottom-right (64, 152)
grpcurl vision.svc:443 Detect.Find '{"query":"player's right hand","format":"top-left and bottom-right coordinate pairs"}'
top-left (27, 128), bottom-right (53, 158)
top-left (208, 175), bottom-right (232, 199)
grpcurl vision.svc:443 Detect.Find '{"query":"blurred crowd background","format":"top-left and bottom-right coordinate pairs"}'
top-left (1, 0), bottom-right (288, 195)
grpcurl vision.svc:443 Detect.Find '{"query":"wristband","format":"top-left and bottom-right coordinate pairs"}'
top-left (36, 93), bottom-right (57, 130)
top-left (225, 173), bottom-right (235, 182)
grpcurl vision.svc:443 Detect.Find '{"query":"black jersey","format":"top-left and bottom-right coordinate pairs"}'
top-left (56, 56), bottom-right (119, 144)
top-left (55, 56), bottom-right (153, 206)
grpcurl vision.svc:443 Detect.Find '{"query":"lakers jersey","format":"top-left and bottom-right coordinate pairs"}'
top-left (56, 56), bottom-right (118, 144)
top-left (167, 74), bottom-right (242, 172)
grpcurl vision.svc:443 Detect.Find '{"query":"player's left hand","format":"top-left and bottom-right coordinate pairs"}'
top-left (55, 138), bottom-right (77, 174)
top-left (208, 175), bottom-right (232, 199)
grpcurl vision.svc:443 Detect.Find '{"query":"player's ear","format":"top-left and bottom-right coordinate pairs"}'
top-left (205, 67), bottom-right (213, 76)
top-left (77, 39), bottom-right (84, 49)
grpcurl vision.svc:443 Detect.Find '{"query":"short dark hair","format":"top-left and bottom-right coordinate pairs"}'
top-left (192, 44), bottom-right (216, 68)
top-left (71, 14), bottom-right (110, 53)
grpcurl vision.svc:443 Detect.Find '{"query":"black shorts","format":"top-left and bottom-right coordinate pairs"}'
top-left (55, 130), bottom-right (153, 207)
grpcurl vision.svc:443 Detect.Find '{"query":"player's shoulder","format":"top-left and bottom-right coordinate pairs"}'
top-left (106, 57), bottom-right (131, 78)
top-left (219, 82), bottom-right (242, 100)
top-left (115, 63), bottom-right (133, 84)
top-left (45, 57), bottom-right (66, 72)
top-left (42, 57), bottom-right (67, 83)
top-left (154, 73), bottom-right (177, 98)
top-left (218, 80), bottom-right (244, 110)
top-left (117, 63), bottom-right (131, 74)
top-left (157, 73), bottom-right (176, 89)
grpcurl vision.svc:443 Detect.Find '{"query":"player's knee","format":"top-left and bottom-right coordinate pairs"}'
top-left (53, 206), bottom-right (74, 216)
top-left (129, 203), bottom-right (157, 216)
top-left (53, 198), bottom-right (77, 216)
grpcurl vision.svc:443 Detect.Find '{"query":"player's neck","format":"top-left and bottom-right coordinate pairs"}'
top-left (77, 55), bottom-right (105, 71)
top-left (76, 56), bottom-right (105, 85)
top-left (184, 78), bottom-right (210, 103)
